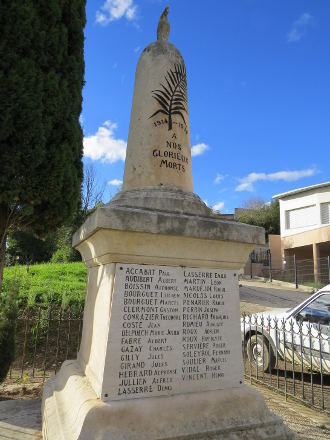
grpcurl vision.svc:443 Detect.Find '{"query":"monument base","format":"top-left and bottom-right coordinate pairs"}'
top-left (42, 360), bottom-right (293, 440)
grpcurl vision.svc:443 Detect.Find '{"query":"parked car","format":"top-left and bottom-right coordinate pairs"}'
top-left (241, 285), bottom-right (330, 374)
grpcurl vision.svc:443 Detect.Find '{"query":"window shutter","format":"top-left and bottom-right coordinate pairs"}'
top-left (320, 202), bottom-right (330, 225)
top-left (285, 205), bottom-right (316, 229)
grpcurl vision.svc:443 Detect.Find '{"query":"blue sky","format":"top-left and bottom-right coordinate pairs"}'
top-left (82, 0), bottom-right (330, 213)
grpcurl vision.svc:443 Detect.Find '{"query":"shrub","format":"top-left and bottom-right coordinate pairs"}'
top-left (51, 226), bottom-right (81, 263)
top-left (51, 247), bottom-right (73, 263)
top-left (0, 280), bottom-right (18, 382)
top-left (2, 262), bottom-right (87, 308)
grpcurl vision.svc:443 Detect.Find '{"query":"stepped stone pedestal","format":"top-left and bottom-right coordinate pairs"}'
top-left (42, 7), bottom-right (293, 439)
top-left (42, 188), bottom-right (292, 439)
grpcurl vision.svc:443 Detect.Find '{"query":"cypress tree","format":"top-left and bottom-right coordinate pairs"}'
top-left (0, 0), bottom-right (86, 292)
top-left (0, 284), bottom-right (18, 382)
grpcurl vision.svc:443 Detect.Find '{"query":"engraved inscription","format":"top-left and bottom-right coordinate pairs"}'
top-left (149, 63), bottom-right (188, 131)
top-left (149, 63), bottom-right (189, 173)
top-left (105, 265), bottom-right (243, 401)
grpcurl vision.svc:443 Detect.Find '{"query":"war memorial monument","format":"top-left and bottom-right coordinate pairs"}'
top-left (42, 7), bottom-right (293, 439)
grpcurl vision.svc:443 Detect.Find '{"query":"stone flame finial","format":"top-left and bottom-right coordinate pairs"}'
top-left (157, 6), bottom-right (170, 41)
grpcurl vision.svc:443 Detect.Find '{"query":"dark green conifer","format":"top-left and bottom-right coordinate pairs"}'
top-left (0, 0), bottom-right (86, 291)
top-left (0, 284), bottom-right (18, 382)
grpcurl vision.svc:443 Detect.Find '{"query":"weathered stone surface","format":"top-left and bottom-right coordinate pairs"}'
top-left (74, 227), bottom-right (262, 270)
top-left (43, 360), bottom-right (293, 440)
top-left (157, 6), bottom-right (170, 42)
top-left (101, 264), bottom-right (243, 401)
top-left (72, 196), bottom-right (265, 250)
top-left (77, 260), bottom-right (252, 398)
top-left (123, 38), bottom-right (193, 192)
top-left (110, 187), bottom-right (212, 215)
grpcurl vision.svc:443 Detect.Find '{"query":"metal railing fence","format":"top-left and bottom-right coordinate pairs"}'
top-left (269, 255), bottom-right (330, 286)
top-left (242, 313), bottom-right (330, 414)
top-left (248, 251), bottom-right (330, 288)
top-left (2, 306), bottom-right (329, 414)
top-left (7, 304), bottom-right (83, 383)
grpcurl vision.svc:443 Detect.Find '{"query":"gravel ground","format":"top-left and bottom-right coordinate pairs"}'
top-left (251, 381), bottom-right (330, 439)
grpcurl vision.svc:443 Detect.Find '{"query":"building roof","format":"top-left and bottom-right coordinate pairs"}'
top-left (273, 181), bottom-right (330, 200)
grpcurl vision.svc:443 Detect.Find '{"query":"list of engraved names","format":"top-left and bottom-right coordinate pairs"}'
top-left (105, 264), bottom-right (243, 400)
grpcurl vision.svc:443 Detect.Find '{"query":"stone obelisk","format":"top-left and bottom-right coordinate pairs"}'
top-left (42, 8), bottom-right (293, 440)
top-left (123, 5), bottom-right (192, 192)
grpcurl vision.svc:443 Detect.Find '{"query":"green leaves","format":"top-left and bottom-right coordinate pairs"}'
top-left (0, 281), bottom-right (18, 382)
top-left (2, 262), bottom-right (87, 308)
top-left (239, 200), bottom-right (280, 239)
top-left (0, 0), bottom-right (86, 233)
top-left (149, 63), bottom-right (188, 130)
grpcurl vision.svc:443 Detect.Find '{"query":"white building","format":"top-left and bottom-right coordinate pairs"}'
top-left (272, 181), bottom-right (330, 282)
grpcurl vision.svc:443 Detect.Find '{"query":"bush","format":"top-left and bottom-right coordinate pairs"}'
top-left (0, 281), bottom-right (18, 382)
top-left (51, 246), bottom-right (79, 264)
top-left (238, 200), bottom-right (280, 239)
top-left (51, 226), bottom-right (81, 263)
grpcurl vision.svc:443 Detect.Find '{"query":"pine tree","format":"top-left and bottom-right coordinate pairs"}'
top-left (0, 0), bottom-right (86, 292)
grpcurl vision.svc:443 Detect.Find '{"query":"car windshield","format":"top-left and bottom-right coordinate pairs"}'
top-left (296, 293), bottom-right (330, 325)
top-left (287, 290), bottom-right (330, 315)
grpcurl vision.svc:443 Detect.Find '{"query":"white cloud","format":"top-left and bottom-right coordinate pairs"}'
top-left (236, 180), bottom-right (255, 192)
top-left (287, 12), bottom-right (312, 43)
top-left (266, 169), bottom-right (316, 181)
top-left (203, 199), bottom-right (209, 207)
top-left (84, 121), bottom-right (126, 164)
top-left (191, 143), bottom-right (209, 157)
top-left (214, 173), bottom-right (226, 184)
top-left (212, 201), bottom-right (224, 212)
top-left (108, 179), bottom-right (123, 186)
top-left (236, 167), bottom-right (317, 192)
top-left (126, 5), bottom-right (137, 20)
top-left (96, 0), bottom-right (137, 26)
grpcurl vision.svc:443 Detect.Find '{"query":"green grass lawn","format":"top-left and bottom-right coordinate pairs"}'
top-left (2, 262), bottom-right (87, 308)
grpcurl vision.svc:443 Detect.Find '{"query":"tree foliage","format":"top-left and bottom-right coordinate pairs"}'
top-left (81, 163), bottom-right (106, 221)
top-left (0, 0), bottom-right (86, 291)
top-left (243, 197), bottom-right (266, 210)
top-left (6, 229), bottom-right (56, 265)
top-left (238, 200), bottom-right (280, 239)
top-left (5, 164), bottom-right (108, 265)
top-left (0, 282), bottom-right (18, 382)
top-left (51, 225), bottom-right (81, 263)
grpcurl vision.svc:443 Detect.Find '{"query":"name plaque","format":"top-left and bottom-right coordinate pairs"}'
top-left (104, 263), bottom-right (243, 400)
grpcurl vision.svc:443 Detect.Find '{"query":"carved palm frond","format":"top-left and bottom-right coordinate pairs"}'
top-left (149, 63), bottom-right (188, 130)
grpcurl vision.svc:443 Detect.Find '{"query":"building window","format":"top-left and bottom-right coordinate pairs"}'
top-left (320, 202), bottom-right (330, 225)
top-left (285, 205), bottom-right (317, 229)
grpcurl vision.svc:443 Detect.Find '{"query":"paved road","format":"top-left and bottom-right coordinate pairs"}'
top-left (0, 399), bottom-right (42, 439)
top-left (239, 284), bottom-right (312, 309)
